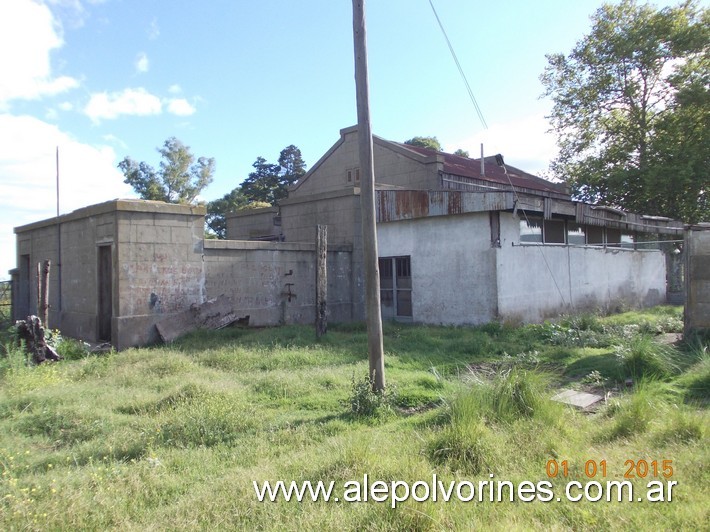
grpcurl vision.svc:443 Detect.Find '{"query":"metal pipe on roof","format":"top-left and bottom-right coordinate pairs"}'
top-left (480, 144), bottom-right (484, 176)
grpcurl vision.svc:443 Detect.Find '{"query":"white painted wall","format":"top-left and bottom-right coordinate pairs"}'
top-left (496, 213), bottom-right (667, 322)
top-left (377, 213), bottom-right (498, 325)
top-left (377, 211), bottom-right (667, 326)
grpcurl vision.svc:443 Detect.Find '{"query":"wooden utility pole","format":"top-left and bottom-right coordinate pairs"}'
top-left (352, 0), bottom-right (385, 392)
top-left (315, 225), bottom-right (328, 338)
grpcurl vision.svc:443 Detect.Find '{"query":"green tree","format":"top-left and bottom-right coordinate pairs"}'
top-left (118, 137), bottom-right (215, 204)
top-left (241, 157), bottom-right (283, 204)
top-left (278, 145), bottom-right (307, 188)
top-left (541, 0), bottom-right (709, 222)
top-left (241, 146), bottom-right (308, 205)
top-left (205, 187), bottom-right (249, 238)
top-left (404, 136), bottom-right (442, 152)
top-left (454, 148), bottom-right (470, 158)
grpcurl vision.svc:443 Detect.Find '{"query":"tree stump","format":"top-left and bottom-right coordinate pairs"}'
top-left (15, 315), bottom-right (62, 364)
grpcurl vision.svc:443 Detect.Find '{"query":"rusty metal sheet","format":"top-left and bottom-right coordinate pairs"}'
top-left (377, 190), bottom-right (513, 222)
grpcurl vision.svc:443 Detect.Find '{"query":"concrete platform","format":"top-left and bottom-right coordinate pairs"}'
top-left (552, 389), bottom-right (605, 410)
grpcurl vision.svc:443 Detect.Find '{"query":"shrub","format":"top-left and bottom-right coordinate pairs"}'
top-left (348, 373), bottom-right (397, 418)
top-left (429, 417), bottom-right (492, 474)
top-left (158, 391), bottom-right (257, 447)
top-left (615, 336), bottom-right (677, 381)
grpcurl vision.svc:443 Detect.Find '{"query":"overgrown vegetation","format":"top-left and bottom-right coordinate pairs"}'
top-left (0, 306), bottom-right (707, 530)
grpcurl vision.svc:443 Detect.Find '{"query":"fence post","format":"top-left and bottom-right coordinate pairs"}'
top-left (316, 225), bottom-right (327, 338)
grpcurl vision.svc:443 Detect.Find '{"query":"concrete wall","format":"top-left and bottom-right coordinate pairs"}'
top-left (15, 200), bottom-right (360, 349)
top-left (14, 203), bottom-right (118, 340)
top-left (114, 204), bottom-right (206, 349)
top-left (203, 240), bottom-right (354, 326)
top-left (279, 190), bottom-right (361, 245)
top-left (377, 210), bottom-right (667, 326)
top-left (226, 207), bottom-right (280, 240)
top-left (377, 212), bottom-right (499, 325)
top-left (14, 200), bottom-right (207, 350)
top-left (685, 224), bottom-right (710, 335)
top-left (496, 213), bottom-right (667, 323)
top-left (289, 127), bottom-right (439, 199)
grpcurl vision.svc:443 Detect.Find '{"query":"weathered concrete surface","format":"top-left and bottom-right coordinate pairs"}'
top-left (226, 206), bottom-right (280, 241)
top-left (685, 224), bottom-right (710, 335)
top-left (155, 295), bottom-right (246, 343)
top-left (14, 200), bottom-right (207, 350)
top-left (287, 126), bottom-right (440, 199)
top-left (203, 239), bottom-right (354, 327)
top-left (496, 213), bottom-right (666, 323)
top-left (377, 212), bottom-right (498, 325)
top-left (552, 389), bottom-right (605, 410)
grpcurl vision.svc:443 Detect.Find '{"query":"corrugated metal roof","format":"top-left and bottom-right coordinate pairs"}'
top-left (395, 143), bottom-right (567, 196)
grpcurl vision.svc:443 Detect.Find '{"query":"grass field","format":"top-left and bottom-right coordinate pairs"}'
top-left (0, 306), bottom-right (707, 530)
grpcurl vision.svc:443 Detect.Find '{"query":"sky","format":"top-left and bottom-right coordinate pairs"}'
top-left (0, 0), bottom-right (699, 279)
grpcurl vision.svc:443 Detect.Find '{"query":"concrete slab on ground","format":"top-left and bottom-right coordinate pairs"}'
top-left (552, 389), bottom-right (605, 409)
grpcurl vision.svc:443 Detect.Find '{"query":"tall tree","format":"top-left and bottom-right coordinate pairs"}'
top-left (278, 144), bottom-right (307, 188)
top-left (404, 136), bottom-right (442, 152)
top-left (241, 146), bottom-right (308, 205)
top-left (118, 137), bottom-right (215, 204)
top-left (240, 156), bottom-right (283, 204)
top-left (541, 0), bottom-right (709, 222)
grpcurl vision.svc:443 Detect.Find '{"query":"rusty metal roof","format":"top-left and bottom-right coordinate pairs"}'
top-left (395, 143), bottom-right (567, 196)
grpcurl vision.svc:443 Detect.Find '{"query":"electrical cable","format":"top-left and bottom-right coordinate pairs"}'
top-left (428, 0), bottom-right (488, 130)
top-left (497, 155), bottom-right (570, 308)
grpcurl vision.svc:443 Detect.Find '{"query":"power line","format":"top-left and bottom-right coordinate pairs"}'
top-left (427, 0), bottom-right (488, 130)
top-left (496, 155), bottom-right (569, 308)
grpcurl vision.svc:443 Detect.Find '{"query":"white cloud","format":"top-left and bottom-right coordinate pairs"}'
top-left (135, 52), bottom-right (149, 73)
top-left (453, 113), bottom-right (559, 177)
top-left (0, 0), bottom-right (79, 107)
top-left (84, 87), bottom-right (162, 122)
top-left (166, 98), bottom-right (196, 116)
top-left (0, 113), bottom-right (135, 279)
top-left (101, 133), bottom-right (128, 150)
top-left (168, 84), bottom-right (182, 94)
top-left (148, 17), bottom-right (160, 40)
top-left (58, 101), bottom-right (73, 111)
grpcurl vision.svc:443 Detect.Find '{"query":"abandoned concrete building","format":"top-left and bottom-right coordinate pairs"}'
top-left (12, 126), bottom-right (686, 349)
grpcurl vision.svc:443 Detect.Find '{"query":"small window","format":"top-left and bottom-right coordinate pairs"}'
top-left (520, 217), bottom-right (543, 243)
top-left (346, 167), bottom-right (361, 184)
top-left (606, 228), bottom-right (622, 247)
top-left (567, 223), bottom-right (586, 245)
top-left (587, 226), bottom-right (604, 245)
top-left (620, 232), bottom-right (635, 249)
top-left (379, 256), bottom-right (412, 319)
top-left (544, 219), bottom-right (565, 244)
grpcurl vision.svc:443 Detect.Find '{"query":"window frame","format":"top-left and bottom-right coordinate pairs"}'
top-left (378, 255), bottom-right (412, 320)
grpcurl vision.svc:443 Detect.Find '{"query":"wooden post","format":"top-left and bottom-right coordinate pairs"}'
top-left (316, 225), bottom-right (328, 338)
top-left (352, 0), bottom-right (385, 392)
top-left (35, 260), bottom-right (51, 325)
top-left (36, 262), bottom-right (41, 318)
top-left (40, 260), bottom-right (51, 329)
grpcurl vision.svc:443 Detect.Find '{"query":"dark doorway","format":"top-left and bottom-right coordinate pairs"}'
top-left (98, 245), bottom-right (112, 342)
